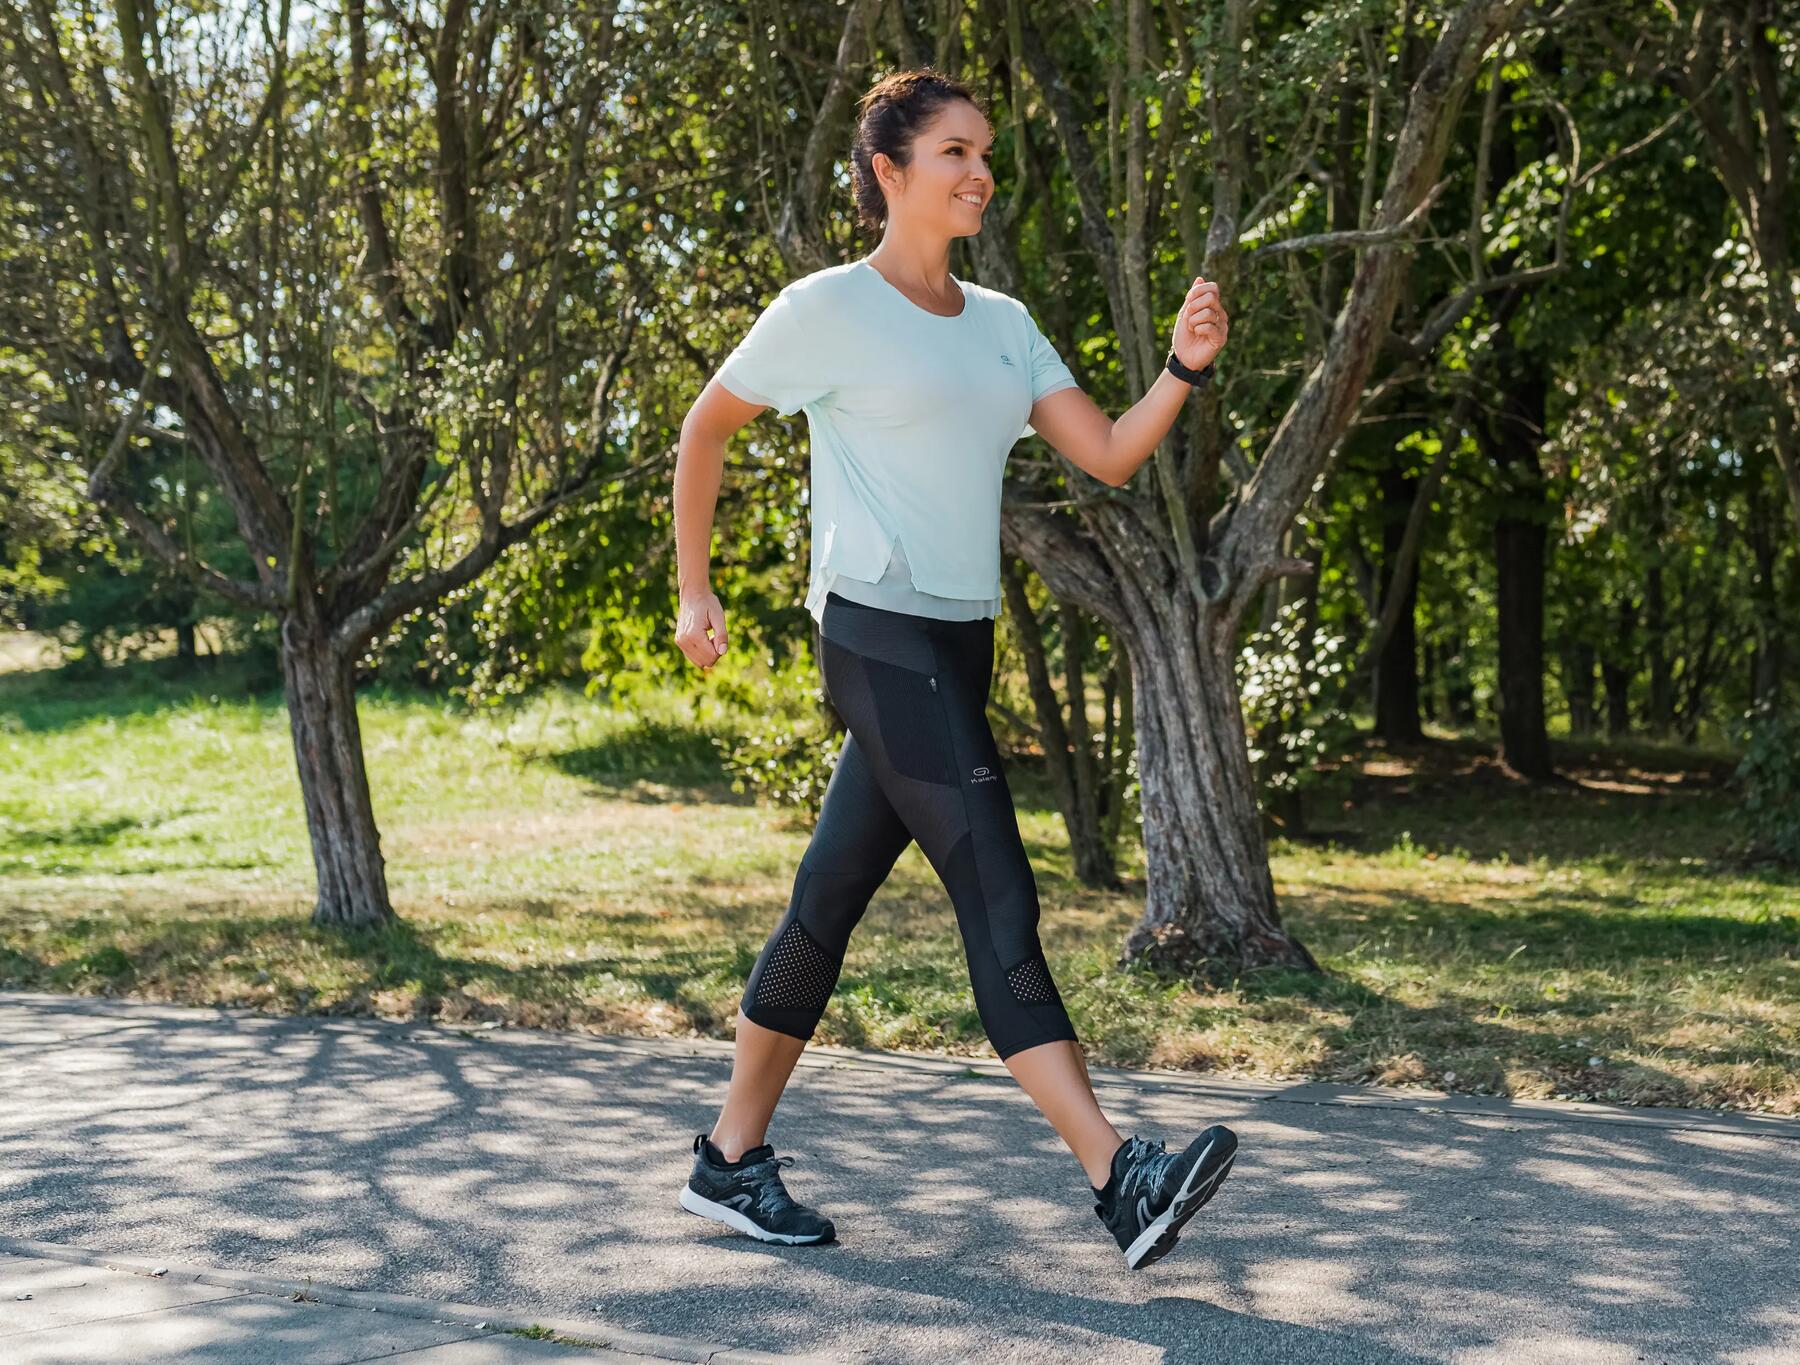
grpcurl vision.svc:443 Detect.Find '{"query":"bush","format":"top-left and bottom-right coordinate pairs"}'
top-left (1732, 700), bottom-right (1800, 865)
top-left (710, 710), bottom-right (839, 814)
top-left (1237, 599), bottom-right (1357, 815)
top-left (707, 646), bottom-right (841, 816)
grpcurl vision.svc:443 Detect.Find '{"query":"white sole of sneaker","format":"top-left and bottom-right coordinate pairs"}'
top-left (1124, 1137), bottom-right (1235, 1269)
top-left (679, 1185), bottom-right (833, 1245)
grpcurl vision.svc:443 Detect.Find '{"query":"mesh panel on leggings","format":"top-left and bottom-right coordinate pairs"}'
top-left (754, 917), bottom-right (840, 1011)
top-left (1006, 953), bottom-right (1060, 1006)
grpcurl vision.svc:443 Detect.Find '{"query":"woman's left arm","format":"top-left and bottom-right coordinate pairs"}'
top-left (1026, 275), bottom-right (1229, 488)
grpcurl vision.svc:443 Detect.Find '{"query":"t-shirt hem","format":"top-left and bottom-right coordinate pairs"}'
top-left (826, 562), bottom-right (1001, 600)
top-left (807, 567), bottom-right (1000, 623)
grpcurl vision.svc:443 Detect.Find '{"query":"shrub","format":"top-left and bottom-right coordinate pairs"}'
top-left (707, 647), bottom-right (841, 815)
top-left (710, 711), bottom-right (839, 814)
top-left (1732, 699), bottom-right (1800, 865)
top-left (1237, 600), bottom-right (1357, 816)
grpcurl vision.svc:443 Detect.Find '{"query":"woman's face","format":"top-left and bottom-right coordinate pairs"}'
top-left (877, 99), bottom-right (994, 238)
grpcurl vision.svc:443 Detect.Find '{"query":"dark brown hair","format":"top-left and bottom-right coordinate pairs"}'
top-left (850, 68), bottom-right (988, 233)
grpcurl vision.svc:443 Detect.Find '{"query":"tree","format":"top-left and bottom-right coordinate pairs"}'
top-left (2, 0), bottom-right (641, 925)
top-left (1600, 2), bottom-right (1800, 546)
top-left (1000, 0), bottom-right (1534, 970)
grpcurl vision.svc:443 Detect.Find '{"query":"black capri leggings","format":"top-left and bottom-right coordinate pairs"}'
top-left (739, 590), bottom-right (1080, 1061)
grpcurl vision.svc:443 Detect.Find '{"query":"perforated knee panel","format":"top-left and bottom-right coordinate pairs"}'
top-left (752, 916), bottom-right (840, 1013)
top-left (1005, 952), bottom-right (1061, 1006)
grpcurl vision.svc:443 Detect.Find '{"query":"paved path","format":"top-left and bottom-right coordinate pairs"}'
top-left (2, 992), bottom-right (1795, 1364)
top-left (0, 1242), bottom-right (809, 1363)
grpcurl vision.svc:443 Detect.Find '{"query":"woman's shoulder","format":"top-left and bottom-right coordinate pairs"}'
top-left (961, 278), bottom-right (1035, 325)
top-left (959, 277), bottom-right (1018, 306)
top-left (779, 261), bottom-right (863, 306)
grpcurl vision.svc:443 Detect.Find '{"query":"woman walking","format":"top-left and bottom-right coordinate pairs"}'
top-left (671, 69), bottom-right (1233, 1270)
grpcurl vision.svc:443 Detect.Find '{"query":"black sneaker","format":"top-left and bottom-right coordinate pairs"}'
top-left (679, 1133), bottom-right (836, 1246)
top-left (1094, 1126), bottom-right (1237, 1269)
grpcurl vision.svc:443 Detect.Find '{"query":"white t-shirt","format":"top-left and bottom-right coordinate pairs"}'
top-left (715, 258), bottom-right (1079, 624)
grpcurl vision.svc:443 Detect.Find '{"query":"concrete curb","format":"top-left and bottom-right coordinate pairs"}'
top-left (0, 1238), bottom-right (838, 1364)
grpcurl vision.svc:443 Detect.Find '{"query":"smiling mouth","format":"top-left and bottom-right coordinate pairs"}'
top-left (955, 193), bottom-right (984, 207)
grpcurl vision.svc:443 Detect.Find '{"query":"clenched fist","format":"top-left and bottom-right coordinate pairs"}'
top-left (1171, 275), bottom-right (1228, 373)
top-left (676, 590), bottom-right (729, 670)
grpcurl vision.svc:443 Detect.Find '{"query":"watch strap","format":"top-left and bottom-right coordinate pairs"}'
top-left (1165, 349), bottom-right (1215, 386)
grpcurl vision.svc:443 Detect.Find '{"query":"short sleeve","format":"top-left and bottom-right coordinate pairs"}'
top-left (715, 287), bottom-right (826, 418)
top-left (1020, 305), bottom-right (1078, 438)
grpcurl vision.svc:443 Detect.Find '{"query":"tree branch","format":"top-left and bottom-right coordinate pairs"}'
top-left (1219, 0), bottom-right (1532, 598)
top-left (1248, 178), bottom-right (1453, 260)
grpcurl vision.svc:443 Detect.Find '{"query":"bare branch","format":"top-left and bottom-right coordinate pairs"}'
top-left (87, 475), bottom-right (279, 612)
top-left (347, 0), bottom-right (428, 347)
top-left (776, 0), bottom-right (880, 270)
top-left (1000, 501), bottom-right (1124, 625)
top-left (1248, 178), bottom-right (1454, 260)
top-left (1219, 0), bottom-right (1533, 596)
top-left (111, 0), bottom-right (191, 282)
top-left (87, 338), bottom-right (167, 495)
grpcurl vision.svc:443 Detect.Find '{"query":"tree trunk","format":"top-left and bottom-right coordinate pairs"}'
top-left (1373, 463), bottom-right (1424, 743)
top-left (280, 609), bottom-right (393, 928)
top-left (1603, 595), bottom-right (1635, 738)
top-left (1482, 355), bottom-right (1553, 779)
top-left (1444, 622), bottom-right (1478, 726)
top-left (1563, 642), bottom-right (1598, 736)
top-left (1746, 468), bottom-right (1786, 708)
top-left (1000, 562), bottom-right (1121, 888)
top-left (1116, 585), bottom-right (1318, 974)
top-left (1494, 505), bottom-right (1551, 776)
top-left (1645, 560), bottom-right (1673, 735)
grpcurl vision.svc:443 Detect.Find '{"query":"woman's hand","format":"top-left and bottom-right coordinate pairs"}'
top-left (1171, 275), bottom-right (1228, 372)
top-left (676, 589), bottom-right (729, 670)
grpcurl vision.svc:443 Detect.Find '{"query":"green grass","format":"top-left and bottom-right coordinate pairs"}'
top-left (3, 643), bottom-right (1796, 1114)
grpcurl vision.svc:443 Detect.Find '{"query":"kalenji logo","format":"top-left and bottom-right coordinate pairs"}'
top-left (999, 354), bottom-right (1014, 366)
top-left (971, 765), bottom-right (997, 784)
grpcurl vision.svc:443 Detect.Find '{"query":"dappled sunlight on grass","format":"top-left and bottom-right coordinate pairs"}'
top-left (3, 660), bottom-right (1795, 1114)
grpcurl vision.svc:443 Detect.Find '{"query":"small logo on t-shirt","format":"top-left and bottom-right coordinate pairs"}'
top-left (971, 765), bottom-right (997, 784)
top-left (999, 353), bottom-right (1014, 366)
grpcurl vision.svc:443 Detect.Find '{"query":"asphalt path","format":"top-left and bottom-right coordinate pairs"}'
top-left (2, 992), bottom-right (1794, 1364)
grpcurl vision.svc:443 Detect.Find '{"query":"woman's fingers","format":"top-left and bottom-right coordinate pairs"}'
top-left (707, 599), bottom-right (729, 657)
top-left (1174, 278), bottom-right (1229, 355)
top-left (675, 595), bottom-right (729, 669)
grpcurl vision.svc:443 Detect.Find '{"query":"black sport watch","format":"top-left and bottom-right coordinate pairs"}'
top-left (1165, 349), bottom-right (1215, 387)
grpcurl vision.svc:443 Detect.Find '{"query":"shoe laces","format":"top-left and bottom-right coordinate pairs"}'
top-left (1115, 1136), bottom-right (1177, 1205)
top-left (738, 1153), bottom-right (801, 1215)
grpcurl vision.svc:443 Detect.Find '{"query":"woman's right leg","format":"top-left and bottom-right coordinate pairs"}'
top-left (707, 1011), bottom-right (808, 1163)
top-left (712, 729), bottom-right (913, 1157)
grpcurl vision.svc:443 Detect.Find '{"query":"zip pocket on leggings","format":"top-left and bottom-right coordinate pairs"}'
top-left (865, 656), bottom-right (955, 785)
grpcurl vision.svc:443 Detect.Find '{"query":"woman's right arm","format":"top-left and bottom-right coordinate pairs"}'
top-left (673, 376), bottom-right (770, 670)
